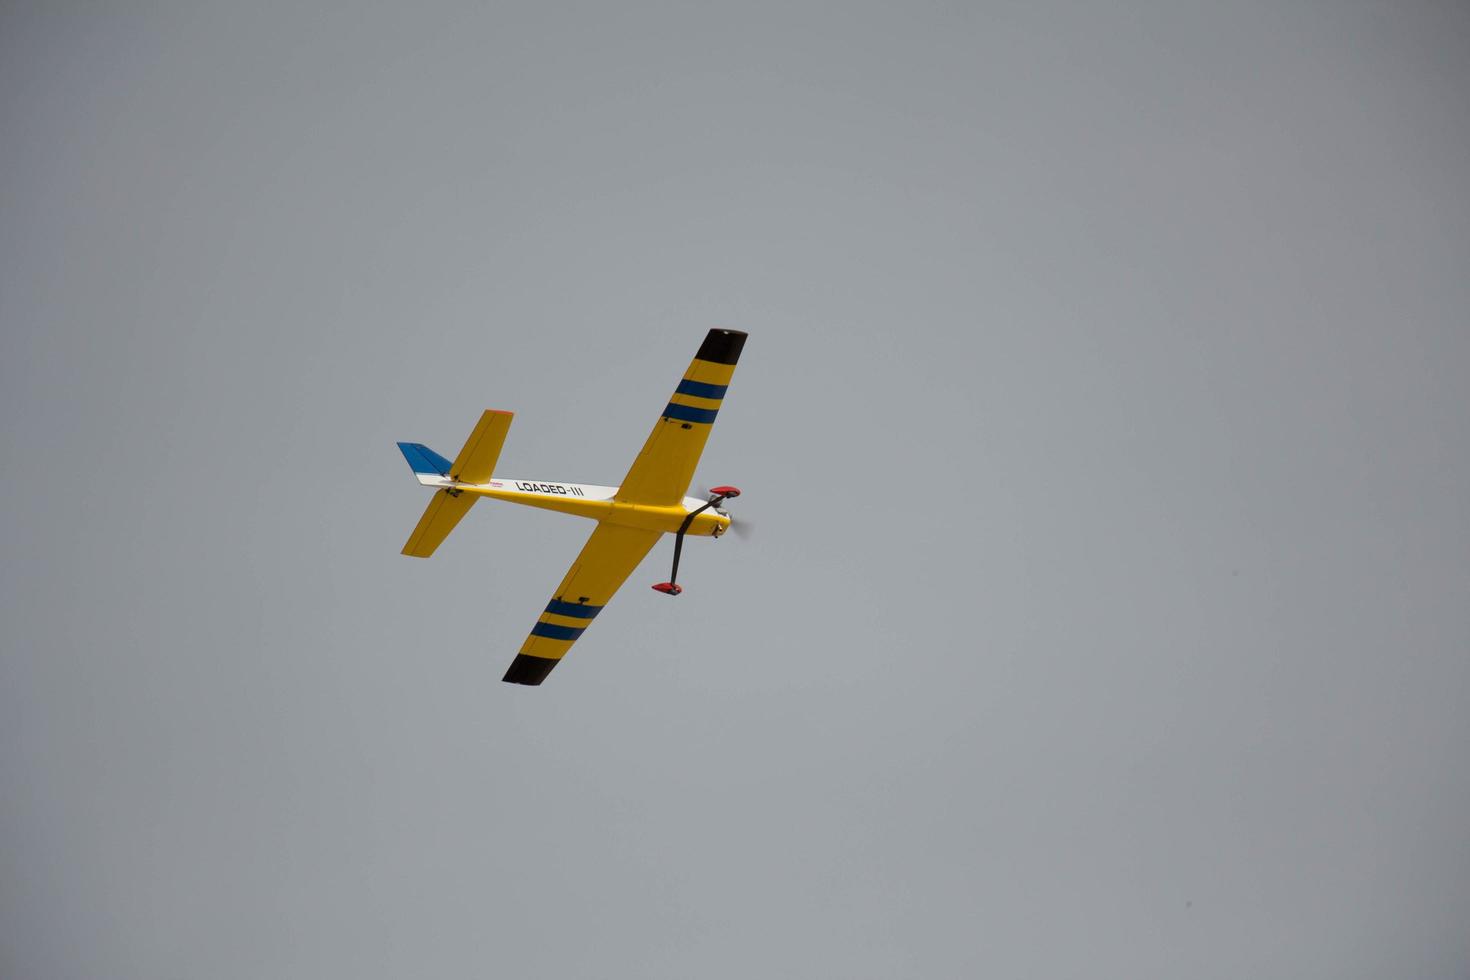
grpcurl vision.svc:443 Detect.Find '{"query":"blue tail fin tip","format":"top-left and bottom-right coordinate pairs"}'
top-left (398, 442), bottom-right (453, 476)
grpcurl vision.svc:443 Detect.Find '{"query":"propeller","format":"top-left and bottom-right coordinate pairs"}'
top-left (698, 486), bottom-right (752, 540)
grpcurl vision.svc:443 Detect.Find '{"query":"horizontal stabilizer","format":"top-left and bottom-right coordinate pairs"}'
top-left (450, 410), bottom-right (513, 484)
top-left (397, 411), bottom-right (512, 558)
top-left (402, 489), bottom-right (476, 558)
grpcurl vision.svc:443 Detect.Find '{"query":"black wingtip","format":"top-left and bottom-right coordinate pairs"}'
top-left (503, 654), bottom-right (558, 686)
top-left (695, 328), bottom-right (748, 366)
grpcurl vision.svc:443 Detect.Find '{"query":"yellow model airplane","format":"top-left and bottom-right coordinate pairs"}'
top-left (396, 329), bottom-right (748, 685)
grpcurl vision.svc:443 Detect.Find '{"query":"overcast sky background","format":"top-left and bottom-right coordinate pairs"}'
top-left (3, 3), bottom-right (1469, 977)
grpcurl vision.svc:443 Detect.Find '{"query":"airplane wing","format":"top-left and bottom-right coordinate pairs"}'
top-left (615, 328), bottom-right (747, 506)
top-left (502, 521), bottom-right (662, 685)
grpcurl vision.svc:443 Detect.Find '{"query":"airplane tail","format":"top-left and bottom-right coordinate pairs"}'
top-left (397, 410), bottom-right (513, 558)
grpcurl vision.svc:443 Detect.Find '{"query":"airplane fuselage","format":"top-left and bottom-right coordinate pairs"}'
top-left (412, 473), bottom-right (730, 537)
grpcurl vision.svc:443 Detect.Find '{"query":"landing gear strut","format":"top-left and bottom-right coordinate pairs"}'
top-left (652, 486), bottom-right (740, 596)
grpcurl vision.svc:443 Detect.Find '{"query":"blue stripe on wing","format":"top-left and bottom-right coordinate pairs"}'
top-left (662, 403), bottom-right (719, 425)
top-left (675, 379), bottom-right (728, 400)
top-left (530, 622), bottom-right (586, 641)
top-left (545, 600), bottom-right (602, 620)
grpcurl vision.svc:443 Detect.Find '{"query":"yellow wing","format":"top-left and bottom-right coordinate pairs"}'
top-left (502, 522), bottom-right (662, 685)
top-left (615, 328), bottom-right (747, 506)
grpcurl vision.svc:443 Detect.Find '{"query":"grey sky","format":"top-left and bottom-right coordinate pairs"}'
top-left (3, 2), bottom-right (1468, 977)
